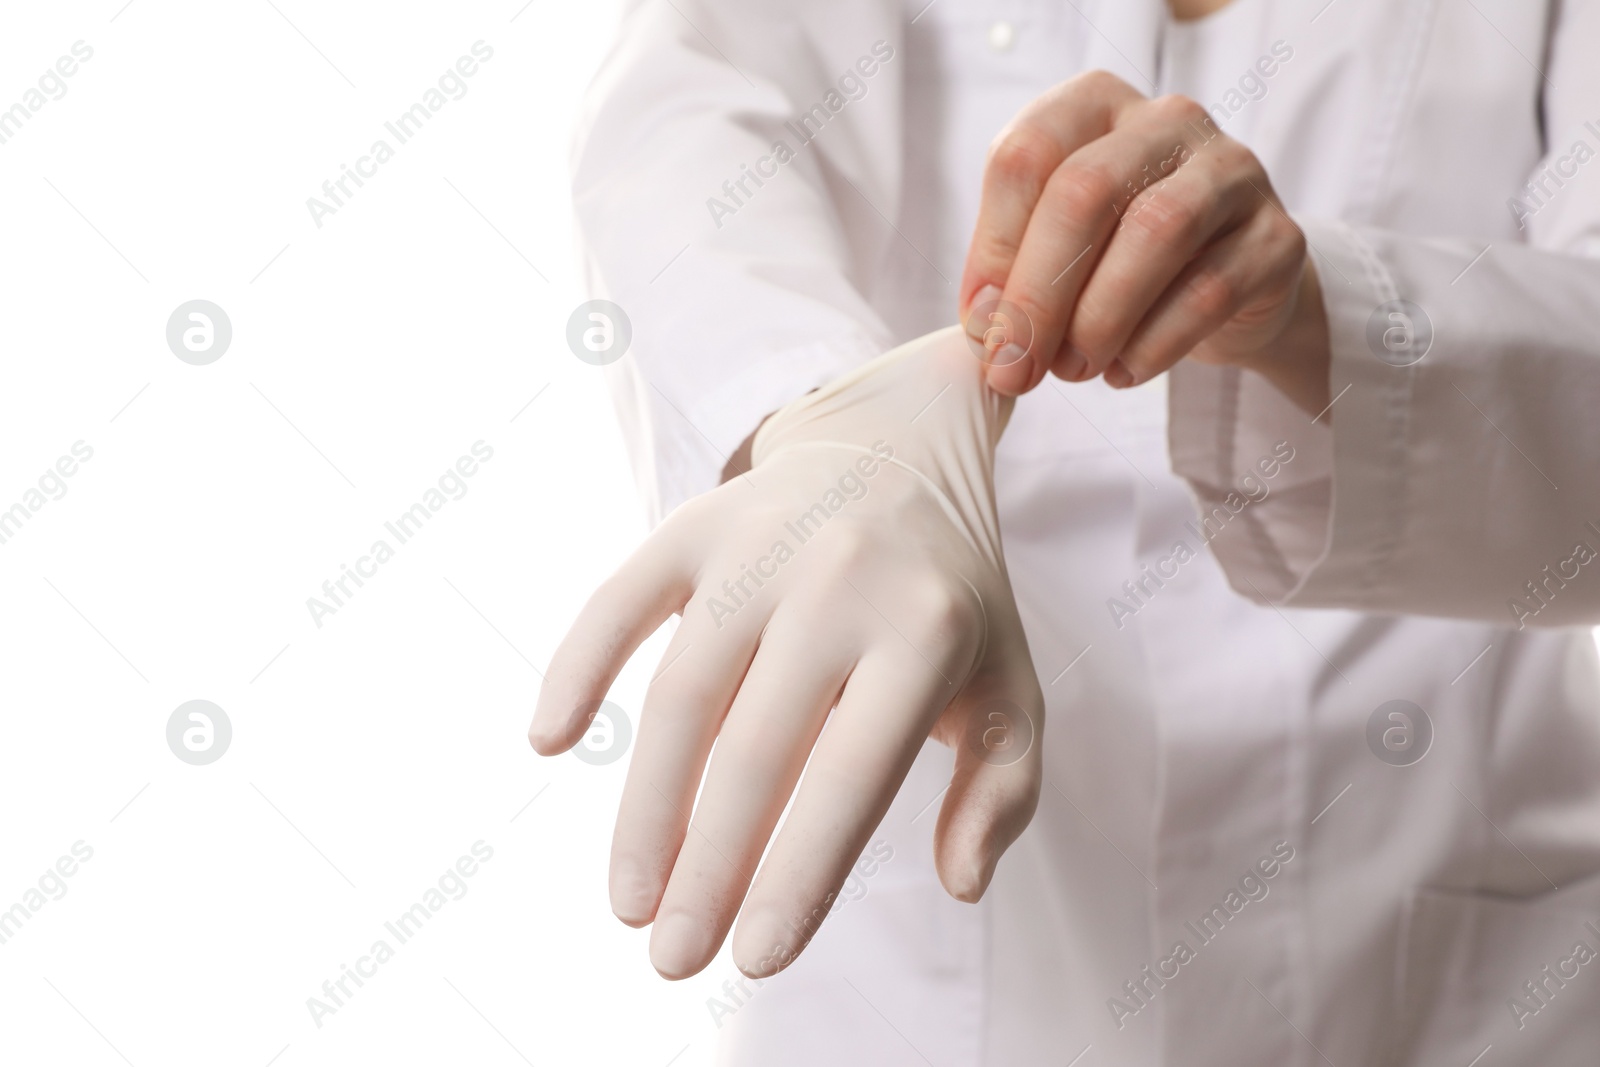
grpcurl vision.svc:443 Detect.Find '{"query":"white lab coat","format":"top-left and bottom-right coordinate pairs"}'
top-left (572, 1), bottom-right (1600, 1063)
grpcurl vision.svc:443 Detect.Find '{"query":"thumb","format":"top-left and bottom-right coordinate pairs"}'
top-left (932, 675), bottom-right (1044, 902)
top-left (968, 296), bottom-right (1046, 399)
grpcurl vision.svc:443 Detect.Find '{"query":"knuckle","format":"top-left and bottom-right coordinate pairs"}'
top-left (1150, 93), bottom-right (1209, 127)
top-left (1276, 220), bottom-right (1308, 264)
top-left (1183, 265), bottom-right (1239, 322)
top-left (1068, 306), bottom-right (1121, 366)
top-left (644, 652), bottom-right (710, 708)
top-left (904, 577), bottom-right (984, 666)
top-left (1215, 138), bottom-right (1254, 171)
top-left (1045, 162), bottom-right (1121, 223)
top-left (1073, 68), bottom-right (1127, 96)
top-left (986, 124), bottom-right (1059, 187)
top-left (811, 519), bottom-right (875, 575)
top-left (645, 667), bottom-right (727, 732)
top-left (657, 490), bottom-right (716, 544)
top-left (1125, 189), bottom-right (1203, 246)
top-left (642, 685), bottom-right (696, 731)
top-left (1187, 114), bottom-right (1224, 145)
top-left (670, 485), bottom-right (718, 523)
top-left (971, 226), bottom-right (1021, 271)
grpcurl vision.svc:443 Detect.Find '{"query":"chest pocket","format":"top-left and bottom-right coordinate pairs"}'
top-left (1379, 871), bottom-right (1600, 1066)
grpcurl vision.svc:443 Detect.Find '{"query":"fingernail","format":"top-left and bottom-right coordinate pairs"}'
top-left (964, 284), bottom-right (1002, 339)
top-left (991, 342), bottom-right (1027, 368)
top-left (1060, 348), bottom-right (1087, 382)
top-left (650, 912), bottom-right (711, 979)
top-left (1104, 359), bottom-right (1134, 389)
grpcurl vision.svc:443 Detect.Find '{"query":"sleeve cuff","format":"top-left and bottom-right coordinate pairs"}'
top-left (1168, 217), bottom-right (1413, 607)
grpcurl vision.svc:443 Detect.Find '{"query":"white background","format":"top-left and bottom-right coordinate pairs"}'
top-left (0, 2), bottom-right (728, 1065)
top-left (6, 5), bottom-right (1600, 1067)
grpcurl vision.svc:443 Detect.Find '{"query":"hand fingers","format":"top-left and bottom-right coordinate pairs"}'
top-left (988, 106), bottom-right (1211, 395)
top-left (931, 670), bottom-right (1043, 902)
top-left (961, 71), bottom-right (1145, 335)
top-left (1109, 207), bottom-right (1305, 388)
top-left (729, 640), bottom-right (965, 978)
top-left (1059, 127), bottom-right (1260, 383)
top-left (607, 596), bottom-right (767, 927)
top-left (645, 605), bottom-right (854, 979)
top-left (528, 498), bottom-right (706, 755)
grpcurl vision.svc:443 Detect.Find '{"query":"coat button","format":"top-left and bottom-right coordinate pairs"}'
top-left (988, 21), bottom-right (1015, 52)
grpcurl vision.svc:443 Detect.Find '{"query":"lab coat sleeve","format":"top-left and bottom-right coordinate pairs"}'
top-left (1167, 0), bottom-right (1600, 630)
top-left (570, 0), bottom-right (903, 524)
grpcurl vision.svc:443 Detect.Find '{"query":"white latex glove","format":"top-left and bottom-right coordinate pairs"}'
top-left (529, 326), bottom-right (1044, 980)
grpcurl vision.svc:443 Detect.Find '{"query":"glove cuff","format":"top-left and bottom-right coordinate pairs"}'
top-left (751, 326), bottom-right (1012, 571)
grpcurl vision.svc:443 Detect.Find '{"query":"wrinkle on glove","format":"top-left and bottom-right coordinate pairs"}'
top-left (752, 326), bottom-right (1016, 575)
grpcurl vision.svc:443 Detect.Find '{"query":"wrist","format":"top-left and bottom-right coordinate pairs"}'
top-left (752, 327), bottom-right (1011, 474)
top-left (1233, 257), bottom-right (1332, 419)
top-left (750, 326), bottom-right (1013, 562)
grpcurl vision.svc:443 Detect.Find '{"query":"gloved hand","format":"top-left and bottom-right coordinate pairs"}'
top-left (529, 325), bottom-right (1044, 980)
